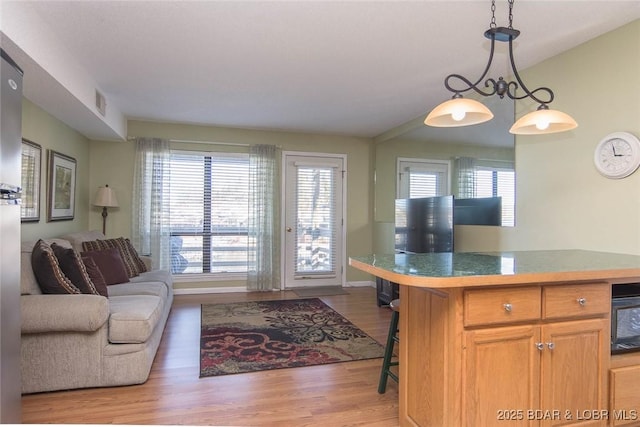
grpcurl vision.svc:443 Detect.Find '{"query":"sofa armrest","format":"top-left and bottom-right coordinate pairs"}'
top-left (21, 294), bottom-right (109, 334)
top-left (141, 255), bottom-right (153, 271)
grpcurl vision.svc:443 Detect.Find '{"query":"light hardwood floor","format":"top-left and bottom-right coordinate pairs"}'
top-left (21, 287), bottom-right (400, 426)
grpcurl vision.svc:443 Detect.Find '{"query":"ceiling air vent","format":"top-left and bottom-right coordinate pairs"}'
top-left (95, 89), bottom-right (106, 116)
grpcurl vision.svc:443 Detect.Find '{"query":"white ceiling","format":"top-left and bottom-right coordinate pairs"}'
top-left (4, 1), bottom-right (640, 140)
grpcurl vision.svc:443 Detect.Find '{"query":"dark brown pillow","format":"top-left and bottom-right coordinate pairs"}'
top-left (81, 257), bottom-right (108, 297)
top-left (31, 240), bottom-right (81, 294)
top-left (51, 243), bottom-right (101, 296)
top-left (80, 248), bottom-right (130, 286)
top-left (82, 237), bottom-right (147, 277)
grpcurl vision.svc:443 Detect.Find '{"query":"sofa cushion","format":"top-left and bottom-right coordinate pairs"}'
top-left (51, 243), bottom-right (104, 296)
top-left (82, 238), bottom-right (147, 278)
top-left (108, 295), bottom-right (164, 343)
top-left (107, 282), bottom-right (169, 300)
top-left (130, 269), bottom-right (173, 287)
top-left (31, 240), bottom-right (81, 295)
top-left (81, 248), bottom-right (130, 286)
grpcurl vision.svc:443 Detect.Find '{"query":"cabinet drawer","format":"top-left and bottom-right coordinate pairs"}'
top-left (464, 287), bottom-right (541, 327)
top-left (543, 283), bottom-right (610, 320)
top-left (610, 366), bottom-right (640, 426)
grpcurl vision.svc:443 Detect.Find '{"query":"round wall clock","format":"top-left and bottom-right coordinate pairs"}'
top-left (593, 132), bottom-right (640, 179)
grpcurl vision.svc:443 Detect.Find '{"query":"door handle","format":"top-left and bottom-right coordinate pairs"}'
top-left (286, 227), bottom-right (292, 232)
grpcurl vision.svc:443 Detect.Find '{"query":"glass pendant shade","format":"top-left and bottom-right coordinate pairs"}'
top-left (424, 97), bottom-right (494, 127)
top-left (509, 108), bottom-right (578, 135)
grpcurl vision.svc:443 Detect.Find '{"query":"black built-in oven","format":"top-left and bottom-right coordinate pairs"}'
top-left (611, 283), bottom-right (640, 354)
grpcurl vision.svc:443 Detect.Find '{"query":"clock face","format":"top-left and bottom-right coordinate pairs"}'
top-left (594, 132), bottom-right (640, 179)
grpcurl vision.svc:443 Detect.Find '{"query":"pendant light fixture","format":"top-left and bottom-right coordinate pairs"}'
top-left (424, 0), bottom-right (577, 135)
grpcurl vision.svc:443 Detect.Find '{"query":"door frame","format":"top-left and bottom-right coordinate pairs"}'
top-left (280, 151), bottom-right (347, 290)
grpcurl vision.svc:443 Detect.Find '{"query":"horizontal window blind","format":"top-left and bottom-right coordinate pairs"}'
top-left (294, 166), bottom-right (337, 277)
top-left (408, 170), bottom-right (440, 198)
top-left (398, 159), bottom-right (449, 198)
top-left (169, 151), bottom-right (249, 274)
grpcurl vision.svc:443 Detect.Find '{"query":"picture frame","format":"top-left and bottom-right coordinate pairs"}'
top-left (21, 139), bottom-right (42, 222)
top-left (47, 150), bottom-right (76, 221)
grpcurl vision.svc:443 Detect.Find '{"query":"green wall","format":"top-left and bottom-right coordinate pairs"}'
top-left (20, 99), bottom-right (91, 242)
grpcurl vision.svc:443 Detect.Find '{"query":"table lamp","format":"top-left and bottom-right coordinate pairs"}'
top-left (93, 185), bottom-right (119, 234)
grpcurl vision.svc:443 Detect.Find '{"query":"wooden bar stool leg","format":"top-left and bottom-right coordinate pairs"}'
top-left (378, 305), bottom-right (399, 394)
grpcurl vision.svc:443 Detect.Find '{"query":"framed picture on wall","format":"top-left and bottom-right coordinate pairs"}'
top-left (21, 139), bottom-right (42, 222)
top-left (47, 150), bottom-right (76, 221)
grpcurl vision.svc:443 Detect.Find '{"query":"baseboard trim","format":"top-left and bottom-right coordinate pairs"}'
top-left (173, 287), bottom-right (251, 295)
top-left (345, 280), bottom-right (375, 288)
top-left (174, 281), bottom-right (375, 295)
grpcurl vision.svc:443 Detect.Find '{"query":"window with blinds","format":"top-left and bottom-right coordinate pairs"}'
top-left (397, 158), bottom-right (450, 198)
top-left (169, 151), bottom-right (249, 274)
top-left (398, 157), bottom-right (515, 226)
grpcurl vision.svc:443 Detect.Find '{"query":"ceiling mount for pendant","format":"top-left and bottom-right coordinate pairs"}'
top-left (424, 0), bottom-right (577, 135)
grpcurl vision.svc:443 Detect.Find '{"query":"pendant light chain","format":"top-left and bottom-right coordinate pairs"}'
top-left (490, 0), bottom-right (515, 29)
top-left (508, 0), bottom-right (514, 29)
top-left (490, 0), bottom-right (497, 28)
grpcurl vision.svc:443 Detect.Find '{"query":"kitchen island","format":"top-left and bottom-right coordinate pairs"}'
top-left (349, 250), bottom-right (640, 427)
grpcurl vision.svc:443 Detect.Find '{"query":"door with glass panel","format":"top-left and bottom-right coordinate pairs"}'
top-left (283, 154), bottom-right (344, 288)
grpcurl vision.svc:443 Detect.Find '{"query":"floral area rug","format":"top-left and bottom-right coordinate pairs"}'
top-left (200, 298), bottom-right (384, 377)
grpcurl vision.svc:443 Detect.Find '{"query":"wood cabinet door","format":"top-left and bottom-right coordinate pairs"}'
top-left (463, 325), bottom-right (541, 427)
top-left (610, 365), bottom-right (640, 426)
top-left (540, 319), bottom-right (609, 427)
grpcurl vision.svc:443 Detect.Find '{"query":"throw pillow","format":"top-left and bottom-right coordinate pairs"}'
top-left (82, 237), bottom-right (147, 278)
top-left (81, 257), bottom-right (108, 297)
top-left (122, 238), bottom-right (148, 274)
top-left (51, 243), bottom-right (101, 296)
top-left (80, 248), bottom-right (130, 286)
top-left (31, 240), bottom-right (81, 294)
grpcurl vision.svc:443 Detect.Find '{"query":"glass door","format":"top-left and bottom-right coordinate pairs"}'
top-left (283, 154), bottom-right (344, 288)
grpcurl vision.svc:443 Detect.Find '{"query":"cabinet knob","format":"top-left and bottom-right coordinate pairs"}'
top-left (536, 342), bottom-right (544, 351)
top-left (547, 342), bottom-right (555, 350)
top-left (577, 297), bottom-right (586, 306)
top-left (503, 303), bottom-right (513, 313)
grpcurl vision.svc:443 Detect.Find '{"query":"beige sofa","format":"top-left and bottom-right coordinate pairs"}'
top-left (20, 231), bottom-right (173, 394)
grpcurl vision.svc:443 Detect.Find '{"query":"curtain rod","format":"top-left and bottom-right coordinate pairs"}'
top-left (127, 136), bottom-right (250, 147)
top-left (127, 137), bottom-right (282, 148)
top-left (454, 156), bottom-right (514, 163)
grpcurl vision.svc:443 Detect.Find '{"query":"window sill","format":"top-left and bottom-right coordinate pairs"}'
top-left (172, 273), bottom-right (247, 283)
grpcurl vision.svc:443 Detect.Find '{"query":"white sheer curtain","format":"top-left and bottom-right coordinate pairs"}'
top-left (131, 137), bottom-right (171, 271)
top-left (247, 144), bottom-right (280, 291)
top-left (455, 156), bottom-right (477, 199)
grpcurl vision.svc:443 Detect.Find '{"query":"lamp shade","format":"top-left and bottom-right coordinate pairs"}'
top-left (509, 108), bottom-right (578, 135)
top-left (93, 185), bottom-right (119, 208)
top-left (425, 97), bottom-right (494, 127)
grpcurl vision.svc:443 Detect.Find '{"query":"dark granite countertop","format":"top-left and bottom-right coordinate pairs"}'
top-left (349, 250), bottom-right (640, 288)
